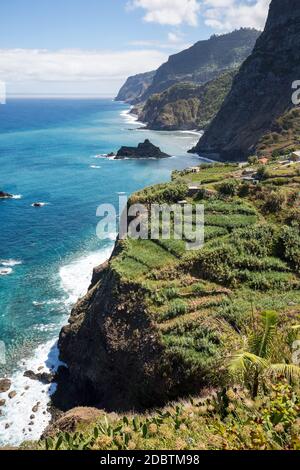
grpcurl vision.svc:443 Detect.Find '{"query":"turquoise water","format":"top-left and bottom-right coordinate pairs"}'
top-left (0, 98), bottom-right (202, 444)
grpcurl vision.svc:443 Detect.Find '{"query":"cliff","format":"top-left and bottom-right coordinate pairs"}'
top-left (115, 71), bottom-right (156, 104)
top-left (139, 70), bottom-right (236, 131)
top-left (138, 29), bottom-right (260, 103)
top-left (192, 0), bottom-right (300, 161)
top-left (55, 161), bottom-right (300, 412)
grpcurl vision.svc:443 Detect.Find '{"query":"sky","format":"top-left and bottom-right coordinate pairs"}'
top-left (0, 0), bottom-right (271, 97)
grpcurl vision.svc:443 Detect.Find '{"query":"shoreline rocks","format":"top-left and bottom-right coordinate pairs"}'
top-left (23, 369), bottom-right (54, 384)
top-left (0, 378), bottom-right (11, 393)
top-left (0, 191), bottom-right (13, 199)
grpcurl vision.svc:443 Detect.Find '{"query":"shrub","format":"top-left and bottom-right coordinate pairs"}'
top-left (278, 226), bottom-right (300, 272)
top-left (238, 182), bottom-right (251, 197)
top-left (164, 299), bottom-right (188, 320)
top-left (263, 192), bottom-right (285, 213)
top-left (248, 155), bottom-right (259, 165)
top-left (256, 166), bottom-right (270, 181)
top-left (217, 179), bottom-right (239, 197)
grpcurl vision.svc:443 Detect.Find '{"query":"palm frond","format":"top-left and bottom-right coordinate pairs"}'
top-left (270, 363), bottom-right (300, 383)
top-left (258, 310), bottom-right (278, 358)
top-left (229, 351), bottom-right (268, 374)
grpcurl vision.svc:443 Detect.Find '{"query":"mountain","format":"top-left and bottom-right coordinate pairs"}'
top-left (137, 29), bottom-right (260, 104)
top-left (192, 0), bottom-right (300, 161)
top-left (139, 69), bottom-right (236, 131)
top-left (115, 70), bottom-right (156, 104)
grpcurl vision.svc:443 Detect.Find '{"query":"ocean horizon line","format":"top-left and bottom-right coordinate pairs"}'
top-left (6, 93), bottom-right (116, 100)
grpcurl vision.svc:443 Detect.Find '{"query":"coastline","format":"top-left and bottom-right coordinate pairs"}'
top-left (0, 102), bottom-right (202, 447)
top-left (0, 246), bottom-right (114, 446)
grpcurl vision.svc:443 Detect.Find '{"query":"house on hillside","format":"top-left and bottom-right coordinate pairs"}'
top-left (291, 150), bottom-right (300, 161)
top-left (188, 167), bottom-right (200, 174)
top-left (258, 157), bottom-right (269, 165)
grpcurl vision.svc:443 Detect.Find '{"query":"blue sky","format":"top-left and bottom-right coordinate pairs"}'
top-left (0, 0), bottom-right (271, 96)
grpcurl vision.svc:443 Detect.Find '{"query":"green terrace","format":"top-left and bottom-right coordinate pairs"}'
top-left (109, 162), bottom-right (300, 377)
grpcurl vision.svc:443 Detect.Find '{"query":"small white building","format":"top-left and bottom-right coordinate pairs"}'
top-left (291, 150), bottom-right (300, 161)
top-left (188, 167), bottom-right (200, 174)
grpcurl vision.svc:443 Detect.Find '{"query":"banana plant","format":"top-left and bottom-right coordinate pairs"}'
top-left (228, 310), bottom-right (300, 397)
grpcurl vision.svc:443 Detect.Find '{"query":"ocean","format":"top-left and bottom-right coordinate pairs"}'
top-left (0, 98), bottom-right (204, 445)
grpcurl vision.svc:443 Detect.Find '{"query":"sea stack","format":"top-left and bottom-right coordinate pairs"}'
top-left (115, 139), bottom-right (171, 159)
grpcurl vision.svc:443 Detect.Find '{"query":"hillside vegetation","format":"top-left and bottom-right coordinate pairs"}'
top-left (27, 160), bottom-right (300, 451)
top-left (139, 70), bottom-right (236, 131)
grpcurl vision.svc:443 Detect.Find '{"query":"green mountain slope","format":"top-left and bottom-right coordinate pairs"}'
top-left (192, 0), bottom-right (300, 161)
top-left (139, 70), bottom-right (236, 131)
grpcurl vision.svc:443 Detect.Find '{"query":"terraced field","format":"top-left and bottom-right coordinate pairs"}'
top-left (109, 164), bottom-right (300, 385)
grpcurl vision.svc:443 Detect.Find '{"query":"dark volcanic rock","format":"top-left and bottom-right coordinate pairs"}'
top-left (0, 191), bottom-right (13, 199)
top-left (115, 139), bottom-right (171, 159)
top-left (0, 378), bottom-right (11, 393)
top-left (24, 370), bottom-right (53, 384)
top-left (192, 0), bottom-right (300, 161)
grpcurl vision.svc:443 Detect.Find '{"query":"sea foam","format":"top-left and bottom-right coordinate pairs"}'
top-left (0, 245), bottom-right (114, 446)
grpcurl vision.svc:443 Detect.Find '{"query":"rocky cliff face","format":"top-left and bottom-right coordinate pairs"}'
top-left (55, 261), bottom-right (167, 411)
top-left (115, 71), bottom-right (156, 104)
top-left (192, 0), bottom-right (300, 161)
top-left (139, 29), bottom-right (260, 103)
top-left (140, 70), bottom-right (236, 131)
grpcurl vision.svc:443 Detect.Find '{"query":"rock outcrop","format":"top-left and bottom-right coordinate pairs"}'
top-left (115, 139), bottom-right (171, 159)
top-left (192, 0), bottom-right (300, 161)
top-left (139, 70), bottom-right (236, 131)
top-left (115, 71), bottom-right (156, 104)
top-left (42, 407), bottom-right (104, 438)
top-left (0, 191), bottom-right (13, 199)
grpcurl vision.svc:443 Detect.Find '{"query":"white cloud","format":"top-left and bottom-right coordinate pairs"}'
top-left (127, 0), bottom-right (270, 31)
top-left (128, 32), bottom-right (189, 50)
top-left (203, 0), bottom-right (271, 31)
top-left (0, 48), bottom-right (167, 85)
top-left (127, 0), bottom-right (201, 26)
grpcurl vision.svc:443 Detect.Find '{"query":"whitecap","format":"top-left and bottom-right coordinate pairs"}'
top-left (31, 202), bottom-right (49, 207)
top-left (0, 245), bottom-right (115, 446)
top-left (59, 245), bottom-right (114, 306)
top-left (0, 267), bottom-right (13, 276)
top-left (0, 259), bottom-right (22, 267)
top-left (120, 108), bottom-right (146, 128)
top-left (0, 340), bottom-right (63, 446)
top-left (90, 165), bottom-right (101, 169)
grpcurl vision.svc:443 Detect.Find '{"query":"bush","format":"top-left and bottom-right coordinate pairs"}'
top-left (278, 226), bottom-right (300, 272)
top-left (217, 179), bottom-right (239, 197)
top-left (248, 155), bottom-right (258, 165)
top-left (263, 192), bottom-right (285, 213)
top-left (256, 166), bottom-right (270, 181)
